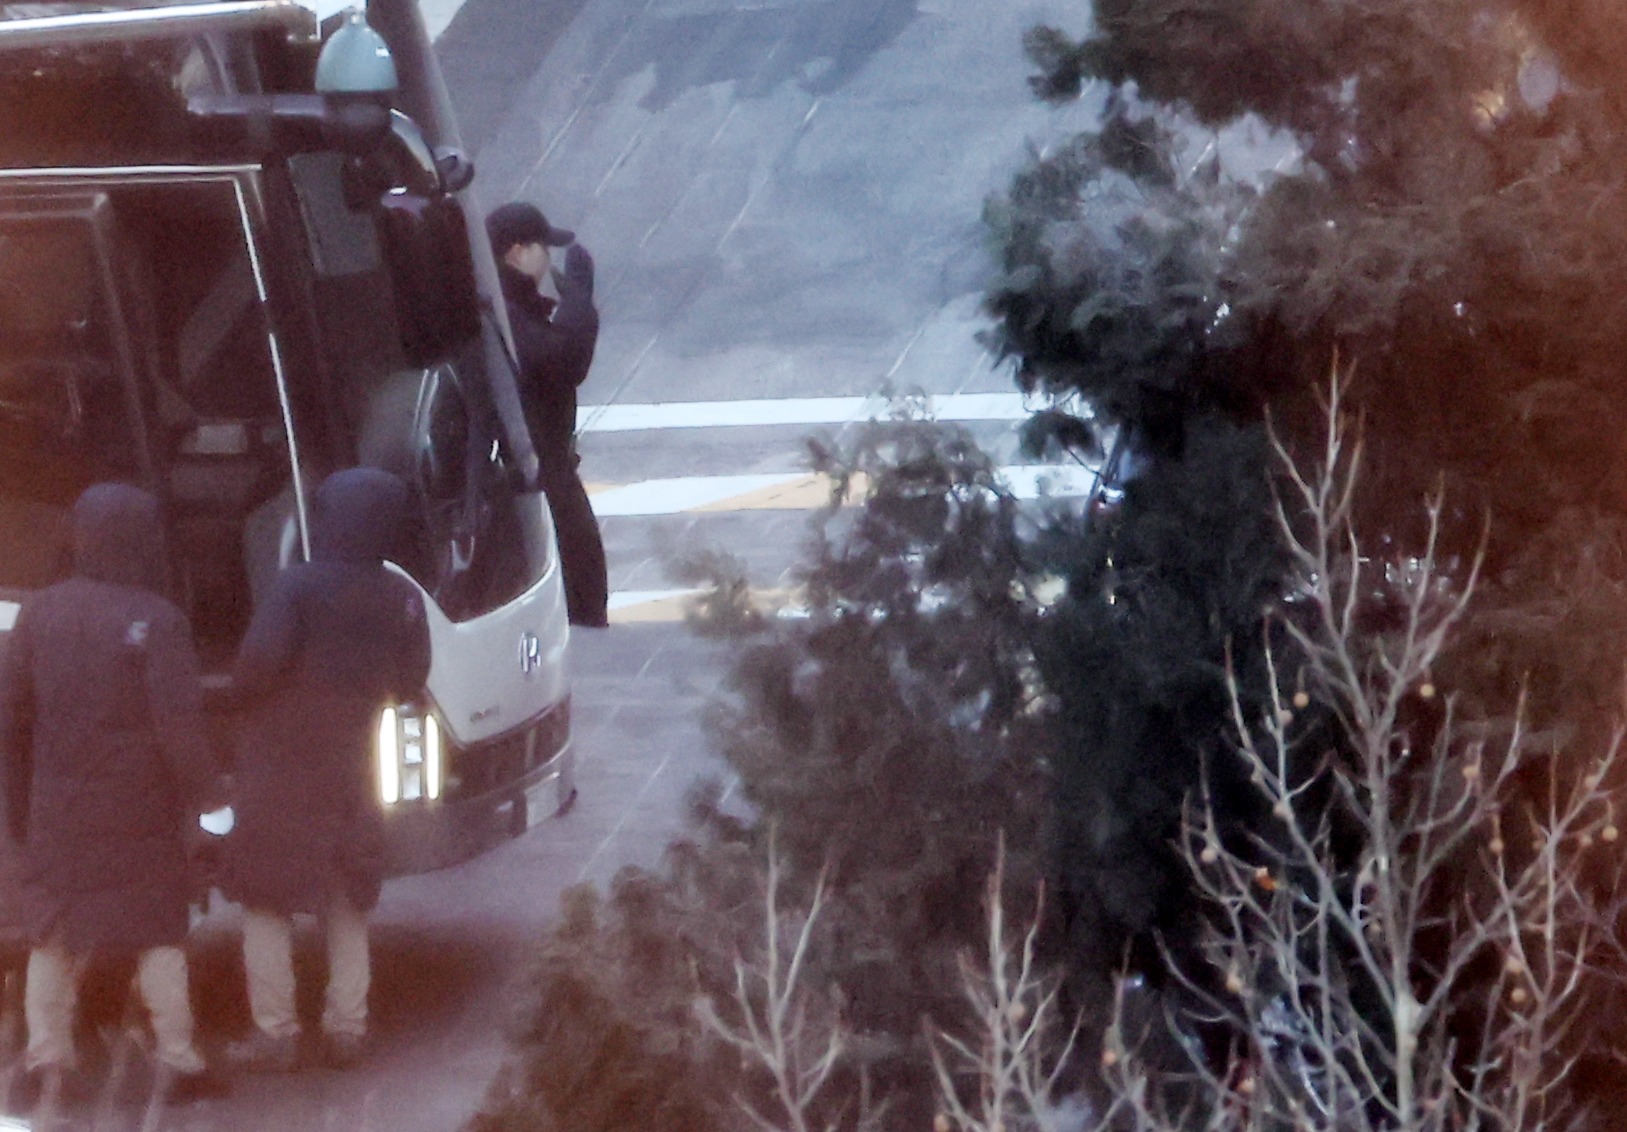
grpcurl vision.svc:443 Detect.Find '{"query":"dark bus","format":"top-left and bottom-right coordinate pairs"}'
top-left (0, 0), bottom-right (574, 873)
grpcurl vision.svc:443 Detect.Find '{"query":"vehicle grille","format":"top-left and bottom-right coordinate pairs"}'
top-left (445, 697), bottom-right (570, 801)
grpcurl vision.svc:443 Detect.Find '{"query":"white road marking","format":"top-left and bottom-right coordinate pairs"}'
top-left (577, 391), bottom-right (1044, 433)
top-left (596, 457), bottom-right (1101, 621)
top-left (608, 589), bottom-right (700, 610)
top-left (588, 463), bottom-right (1098, 518)
top-left (996, 464), bottom-right (1103, 499)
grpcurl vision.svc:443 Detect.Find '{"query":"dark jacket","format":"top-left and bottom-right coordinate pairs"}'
top-left (223, 469), bottom-right (430, 915)
top-left (499, 246), bottom-right (598, 467)
top-left (0, 484), bottom-right (215, 952)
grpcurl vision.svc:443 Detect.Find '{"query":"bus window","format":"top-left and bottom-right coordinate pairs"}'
top-left (110, 180), bottom-right (291, 664)
top-left (0, 205), bottom-right (143, 589)
top-left (409, 366), bottom-right (477, 611)
top-left (400, 365), bottom-right (533, 621)
top-left (419, 367), bottom-right (470, 504)
top-left (377, 196), bottom-right (480, 366)
top-left (287, 151), bottom-right (382, 279)
top-left (126, 184), bottom-right (283, 428)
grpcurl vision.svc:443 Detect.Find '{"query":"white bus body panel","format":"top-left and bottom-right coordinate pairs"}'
top-left (388, 493), bottom-right (570, 748)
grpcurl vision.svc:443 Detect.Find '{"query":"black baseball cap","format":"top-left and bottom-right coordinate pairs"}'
top-left (485, 202), bottom-right (575, 255)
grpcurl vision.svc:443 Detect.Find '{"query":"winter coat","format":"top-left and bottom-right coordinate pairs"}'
top-left (223, 468), bottom-right (430, 916)
top-left (498, 246), bottom-right (598, 469)
top-left (0, 484), bottom-right (216, 953)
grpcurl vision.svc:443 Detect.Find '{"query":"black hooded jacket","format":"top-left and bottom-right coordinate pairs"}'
top-left (223, 469), bottom-right (430, 915)
top-left (0, 483), bottom-right (215, 951)
top-left (498, 250), bottom-right (598, 466)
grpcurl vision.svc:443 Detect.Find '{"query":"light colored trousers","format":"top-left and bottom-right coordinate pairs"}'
top-left (25, 943), bottom-right (206, 1074)
top-left (241, 893), bottom-right (369, 1039)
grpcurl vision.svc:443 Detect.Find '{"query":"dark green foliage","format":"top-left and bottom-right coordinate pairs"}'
top-left (468, 419), bottom-right (1054, 1130)
top-left (982, 17), bottom-right (1297, 1002)
top-left (1037, 415), bottom-right (1286, 980)
top-left (465, 879), bottom-right (733, 1132)
top-left (983, 99), bottom-right (1253, 439)
top-left (982, 3), bottom-right (1627, 1068)
top-left (1444, 508), bottom-right (1627, 759)
top-left (1075, 0), bottom-right (1483, 138)
top-left (711, 418), bottom-right (1053, 1048)
top-left (665, 547), bottom-right (770, 638)
top-left (1034, 0), bottom-right (1627, 567)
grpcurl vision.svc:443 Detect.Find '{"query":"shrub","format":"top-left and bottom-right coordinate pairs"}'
top-left (467, 416), bottom-right (1054, 1131)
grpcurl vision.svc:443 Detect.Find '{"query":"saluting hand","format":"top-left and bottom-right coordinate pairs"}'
top-left (555, 242), bottom-right (595, 296)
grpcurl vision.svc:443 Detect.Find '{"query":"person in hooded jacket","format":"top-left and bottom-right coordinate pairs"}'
top-left (0, 483), bottom-right (221, 1098)
top-left (486, 201), bottom-right (610, 628)
top-left (222, 468), bottom-right (430, 1071)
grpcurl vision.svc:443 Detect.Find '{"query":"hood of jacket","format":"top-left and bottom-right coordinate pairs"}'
top-left (72, 482), bottom-right (167, 591)
top-left (310, 468), bottom-right (410, 566)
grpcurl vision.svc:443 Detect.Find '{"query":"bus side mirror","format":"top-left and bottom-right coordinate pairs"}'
top-left (336, 115), bottom-right (473, 205)
top-left (435, 148), bottom-right (476, 194)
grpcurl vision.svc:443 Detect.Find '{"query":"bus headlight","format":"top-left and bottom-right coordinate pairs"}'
top-left (377, 704), bottom-right (443, 805)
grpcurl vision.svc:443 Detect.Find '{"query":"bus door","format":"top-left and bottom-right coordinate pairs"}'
top-left (0, 191), bottom-right (150, 609)
top-left (0, 169), bottom-right (311, 669)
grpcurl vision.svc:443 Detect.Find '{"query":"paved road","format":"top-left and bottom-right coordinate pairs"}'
top-left (3, 0), bottom-right (1103, 1128)
top-left (449, 0), bottom-right (1102, 623)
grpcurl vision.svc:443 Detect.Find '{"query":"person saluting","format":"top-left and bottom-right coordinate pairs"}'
top-left (486, 201), bottom-right (609, 629)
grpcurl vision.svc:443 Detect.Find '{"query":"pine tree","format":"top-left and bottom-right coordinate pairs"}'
top-left (984, 0), bottom-right (1627, 1024)
top-left (467, 419), bottom-right (1057, 1131)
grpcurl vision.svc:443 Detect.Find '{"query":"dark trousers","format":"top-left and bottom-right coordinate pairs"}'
top-left (539, 462), bottom-right (608, 627)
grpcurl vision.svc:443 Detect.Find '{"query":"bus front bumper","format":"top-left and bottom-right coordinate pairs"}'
top-left (381, 697), bottom-right (573, 876)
